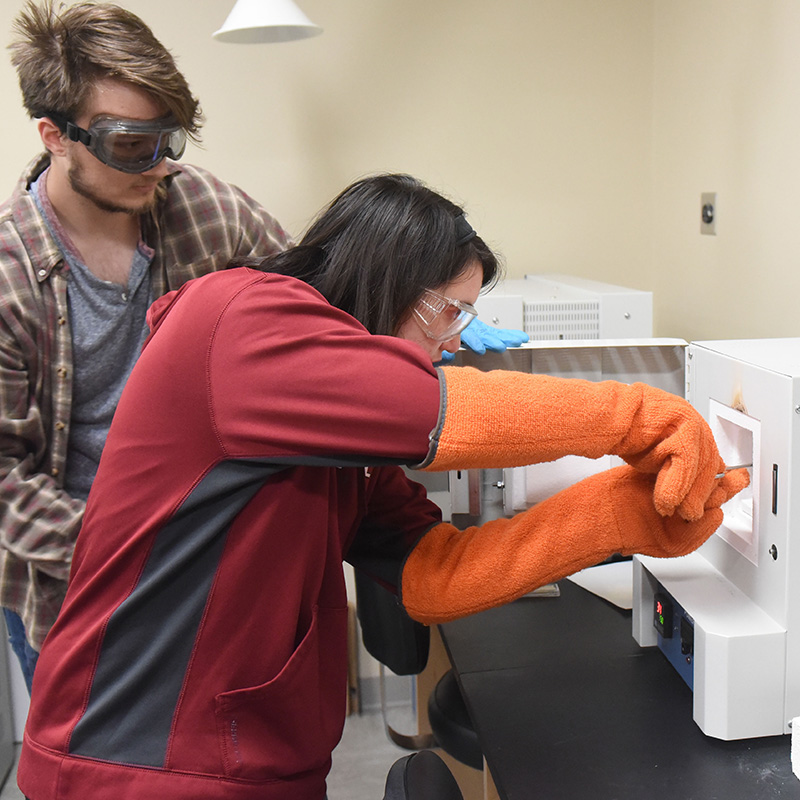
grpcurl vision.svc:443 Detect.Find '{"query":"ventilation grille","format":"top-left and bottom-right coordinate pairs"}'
top-left (523, 300), bottom-right (601, 340)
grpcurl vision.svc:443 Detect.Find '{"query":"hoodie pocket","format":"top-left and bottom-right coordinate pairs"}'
top-left (215, 605), bottom-right (348, 780)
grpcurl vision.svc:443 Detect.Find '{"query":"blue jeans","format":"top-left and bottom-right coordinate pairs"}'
top-left (3, 608), bottom-right (39, 694)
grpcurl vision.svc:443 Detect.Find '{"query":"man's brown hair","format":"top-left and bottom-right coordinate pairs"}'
top-left (9, 1), bottom-right (203, 137)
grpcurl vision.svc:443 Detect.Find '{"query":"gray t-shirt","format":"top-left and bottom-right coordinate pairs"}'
top-left (31, 172), bottom-right (153, 500)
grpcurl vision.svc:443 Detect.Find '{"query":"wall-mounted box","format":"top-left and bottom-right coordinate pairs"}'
top-left (475, 273), bottom-right (653, 341)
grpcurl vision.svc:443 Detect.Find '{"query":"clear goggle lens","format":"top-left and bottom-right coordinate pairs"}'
top-left (412, 289), bottom-right (478, 342)
top-left (66, 114), bottom-right (187, 174)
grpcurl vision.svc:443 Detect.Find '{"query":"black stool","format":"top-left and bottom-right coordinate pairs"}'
top-left (383, 750), bottom-right (464, 800)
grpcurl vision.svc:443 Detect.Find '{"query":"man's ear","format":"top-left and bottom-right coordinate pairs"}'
top-left (37, 117), bottom-right (68, 157)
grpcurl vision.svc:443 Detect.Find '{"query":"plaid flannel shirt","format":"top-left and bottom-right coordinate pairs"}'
top-left (0, 155), bottom-right (292, 650)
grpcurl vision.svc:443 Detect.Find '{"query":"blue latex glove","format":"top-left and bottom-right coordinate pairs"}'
top-left (438, 318), bottom-right (529, 362)
top-left (459, 317), bottom-right (529, 355)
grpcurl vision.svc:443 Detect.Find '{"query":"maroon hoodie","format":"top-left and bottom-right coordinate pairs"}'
top-left (20, 269), bottom-right (443, 800)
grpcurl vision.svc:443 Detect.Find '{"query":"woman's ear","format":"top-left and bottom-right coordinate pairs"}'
top-left (37, 117), bottom-right (68, 157)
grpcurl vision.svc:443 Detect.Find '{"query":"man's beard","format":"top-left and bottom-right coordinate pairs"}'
top-left (68, 161), bottom-right (158, 216)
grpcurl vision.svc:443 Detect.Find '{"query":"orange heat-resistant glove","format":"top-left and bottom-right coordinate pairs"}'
top-left (401, 465), bottom-right (749, 625)
top-left (423, 366), bottom-right (725, 521)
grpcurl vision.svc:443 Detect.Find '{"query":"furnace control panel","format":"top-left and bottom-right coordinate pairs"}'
top-left (653, 587), bottom-right (695, 690)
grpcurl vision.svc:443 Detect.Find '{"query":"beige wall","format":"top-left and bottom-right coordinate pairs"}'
top-left (652, 1), bottom-right (800, 341)
top-left (1, 0), bottom-right (797, 340)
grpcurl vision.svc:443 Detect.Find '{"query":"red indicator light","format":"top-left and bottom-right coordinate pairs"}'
top-left (654, 592), bottom-right (673, 637)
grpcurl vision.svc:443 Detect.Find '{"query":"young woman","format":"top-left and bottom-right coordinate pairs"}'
top-left (18, 174), bottom-right (746, 800)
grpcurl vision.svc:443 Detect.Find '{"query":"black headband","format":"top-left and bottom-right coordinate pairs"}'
top-left (454, 213), bottom-right (477, 246)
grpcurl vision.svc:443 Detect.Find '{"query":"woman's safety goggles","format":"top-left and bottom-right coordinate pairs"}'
top-left (412, 288), bottom-right (478, 342)
top-left (63, 114), bottom-right (187, 174)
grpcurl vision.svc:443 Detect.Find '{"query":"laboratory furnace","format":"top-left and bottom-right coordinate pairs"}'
top-left (633, 338), bottom-right (800, 740)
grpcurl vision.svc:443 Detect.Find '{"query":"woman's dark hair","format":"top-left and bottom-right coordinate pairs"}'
top-left (242, 174), bottom-right (501, 335)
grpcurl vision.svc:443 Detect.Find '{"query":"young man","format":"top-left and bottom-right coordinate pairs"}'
top-left (0, 0), bottom-right (292, 689)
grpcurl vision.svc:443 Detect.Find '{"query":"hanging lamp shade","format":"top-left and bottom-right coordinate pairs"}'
top-left (213, 0), bottom-right (323, 44)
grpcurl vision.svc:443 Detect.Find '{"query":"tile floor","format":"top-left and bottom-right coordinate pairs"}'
top-left (328, 706), bottom-right (419, 799)
top-left (0, 747), bottom-right (21, 800)
top-left (0, 707), bottom-right (416, 800)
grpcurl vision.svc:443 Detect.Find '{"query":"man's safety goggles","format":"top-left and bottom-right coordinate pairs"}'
top-left (61, 114), bottom-right (187, 174)
top-left (412, 288), bottom-right (478, 342)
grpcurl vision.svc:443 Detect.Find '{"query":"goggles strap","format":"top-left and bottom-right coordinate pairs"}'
top-left (65, 121), bottom-right (91, 147)
top-left (454, 214), bottom-right (477, 246)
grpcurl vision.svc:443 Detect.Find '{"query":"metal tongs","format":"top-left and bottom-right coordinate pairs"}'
top-left (716, 463), bottom-right (752, 479)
